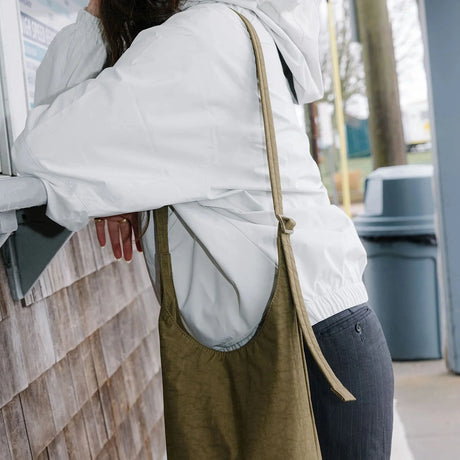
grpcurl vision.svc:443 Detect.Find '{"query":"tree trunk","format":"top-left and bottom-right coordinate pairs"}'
top-left (354, 0), bottom-right (407, 168)
top-left (308, 103), bottom-right (320, 165)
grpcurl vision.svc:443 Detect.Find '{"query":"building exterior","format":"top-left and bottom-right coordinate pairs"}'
top-left (0, 2), bottom-right (165, 457)
top-left (0, 229), bottom-right (165, 459)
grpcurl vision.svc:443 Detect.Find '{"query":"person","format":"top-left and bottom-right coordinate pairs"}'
top-left (12, 0), bottom-right (394, 458)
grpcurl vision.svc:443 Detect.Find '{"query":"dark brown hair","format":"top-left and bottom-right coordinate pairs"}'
top-left (99, 0), bottom-right (183, 66)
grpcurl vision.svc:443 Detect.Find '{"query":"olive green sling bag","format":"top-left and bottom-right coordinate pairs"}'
top-left (153, 11), bottom-right (355, 459)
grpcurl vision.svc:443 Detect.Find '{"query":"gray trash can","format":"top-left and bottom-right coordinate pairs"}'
top-left (354, 164), bottom-right (441, 360)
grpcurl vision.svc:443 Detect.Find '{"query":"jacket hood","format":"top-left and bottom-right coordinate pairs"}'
top-left (183, 0), bottom-right (323, 104)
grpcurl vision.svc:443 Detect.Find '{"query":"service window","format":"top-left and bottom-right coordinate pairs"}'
top-left (0, 0), bottom-right (87, 173)
top-left (0, 0), bottom-right (87, 299)
top-left (19, 0), bottom-right (87, 108)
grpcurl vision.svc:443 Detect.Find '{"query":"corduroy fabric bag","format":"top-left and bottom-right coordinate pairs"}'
top-left (153, 11), bottom-right (355, 460)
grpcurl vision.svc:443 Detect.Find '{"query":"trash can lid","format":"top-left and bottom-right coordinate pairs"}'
top-left (354, 165), bottom-right (435, 236)
top-left (365, 164), bottom-right (433, 180)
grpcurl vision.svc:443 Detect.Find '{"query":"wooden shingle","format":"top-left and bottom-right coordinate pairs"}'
top-left (63, 412), bottom-right (91, 460)
top-left (85, 271), bottom-right (113, 330)
top-left (15, 300), bottom-right (56, 383)
top-left (67, 228), bottom-right (98, 280)
top-left (0, 262), bottom-right (15, 319)
top-left (2, 395), bottom-right (32, 460)
top-left (35, 447), bottom-right (50, 460)
top-left (0, 224), bottom-right (165, 458)
top-left (114, 416), bottom-right (136, 460)
top-left (67, 346), bottom-right (90, 411)
top-left (47, 432), bottom-right (69, 460)
top-left (0, 316), bottom-right (28, 407)
top-left (135, 445), bottom-right (150, 460)
top-left (0, 410), bottom-right (12, 460)
top-left (46, 358), bottom-right (78, 433)
top-left (72, 277), bottom-right (99, 338)
top-left (79, 338), bottom-right (99, 398)
top-left (88, 265), bottom-right (123, 324)
top-left (98, 383), bottom-right (116, 440)
top-left (20, 374), bottom-right (56, 457)
top-left (86, 223), bottom-right (109, 271)
top-left (139, 373), bottom-right (164, 435)
top-left (106, 366), bottom-right (129, 429)
top-left (99, 313), bottom-right (124, 378)
top-left (89, 331), bottom-right (108, 387)
top-left (122, 342), bottom-right (148, 408)
top-left (126, 403), bottom-right (144, 459)
top-left (119, 299), bottom-right (149, 359)
top-left (82, 393), bottom-right (108, 458)
top-left (95, 437), bottom-right (119, 460)
top-left (149, 415), bottom-right (166, 459)
top-left (139, 289), bottom-right (160, 335)
top-left (45, 289), bottom-right (84, 362)
top-left (141, 330), bottom-right (162, 384)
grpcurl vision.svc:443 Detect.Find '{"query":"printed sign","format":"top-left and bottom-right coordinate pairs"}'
top-left (19, 0), bottom-right (87, 107)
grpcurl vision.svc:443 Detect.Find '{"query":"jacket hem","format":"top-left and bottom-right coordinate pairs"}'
top-left (306, 281), bottom-right (369, 326)
top-left (212, 280), bottom-right (369, 351)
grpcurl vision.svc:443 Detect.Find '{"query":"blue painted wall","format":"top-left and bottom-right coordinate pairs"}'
top-left (419, 0), bottom-right (460, 372)
top-left (346, 117), bottom-right (371, 158)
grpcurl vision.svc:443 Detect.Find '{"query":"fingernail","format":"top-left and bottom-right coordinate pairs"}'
top-left (126, 259), bottom-right (132, 264)
top-left (101, 245), bottom-right (106, 249)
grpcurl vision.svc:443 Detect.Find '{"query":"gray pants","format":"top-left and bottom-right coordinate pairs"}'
top-left (306, 304), bottom-right (394, 460)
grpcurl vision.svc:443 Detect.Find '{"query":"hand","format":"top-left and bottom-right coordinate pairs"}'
top-left (94, 213), bottom-right (143, 262)
top-left (86, 0), bottom-right (101, 18)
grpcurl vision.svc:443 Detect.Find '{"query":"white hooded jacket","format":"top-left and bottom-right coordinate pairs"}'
top-left (13, 1), bottom-right (368, 350)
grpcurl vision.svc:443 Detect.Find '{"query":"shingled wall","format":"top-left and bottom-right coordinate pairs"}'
top-left (0, 224), bottom-right (165, 459)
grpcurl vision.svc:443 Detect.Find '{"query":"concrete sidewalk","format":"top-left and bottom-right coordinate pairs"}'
top-left (391, 360), bottom-right (460, 460)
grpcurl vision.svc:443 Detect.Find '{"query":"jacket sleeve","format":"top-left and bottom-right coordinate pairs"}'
top-left (34, 9), bottom-right (107, 106)
top-left (12, 6), bottom-right (253, 231)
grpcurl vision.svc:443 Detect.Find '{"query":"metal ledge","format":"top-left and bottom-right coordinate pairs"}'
top-left (0, 175), bottom-right (47, 246)
top-left (0, 174), bottom-right (72, 300)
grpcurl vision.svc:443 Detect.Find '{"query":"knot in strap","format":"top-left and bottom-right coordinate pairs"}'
top-left (276, 214), bottom-right (296, 234)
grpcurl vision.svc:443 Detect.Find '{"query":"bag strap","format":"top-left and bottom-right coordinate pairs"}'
top-left (234, 11), bottom-right (354, 402)
top-left (153, 11), bottom-right (355, 402)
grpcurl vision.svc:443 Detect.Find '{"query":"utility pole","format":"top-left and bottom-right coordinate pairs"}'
top-left (354, 0), bottom-right (407, 168)
top-left (327, 0), bottom-right (352, 216)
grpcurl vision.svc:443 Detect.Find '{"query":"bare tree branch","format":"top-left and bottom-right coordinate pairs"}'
top-left (319, 0), bottom-right (366, 115)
